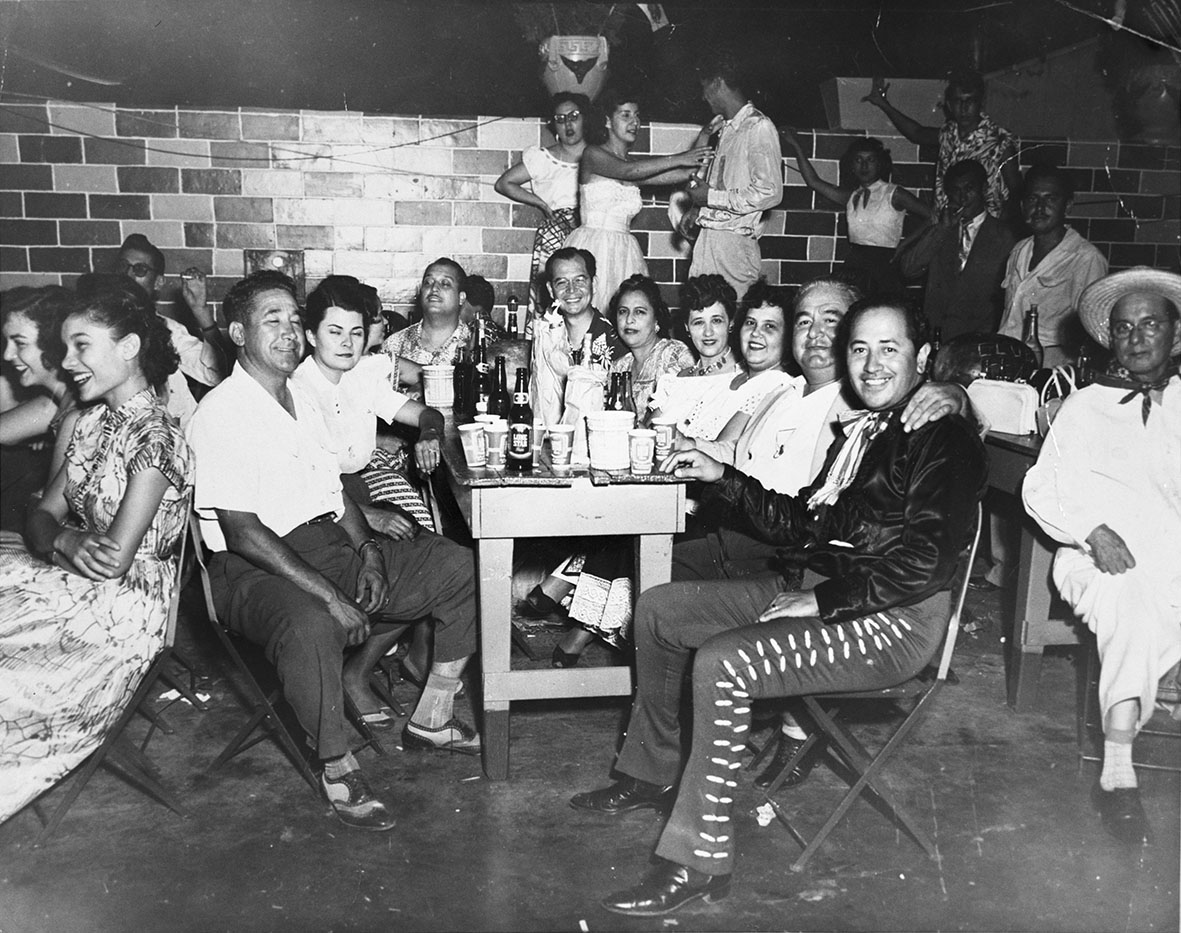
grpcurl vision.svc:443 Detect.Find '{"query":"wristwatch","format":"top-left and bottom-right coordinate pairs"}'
top-left (687, 176), bottom-right (701, 190)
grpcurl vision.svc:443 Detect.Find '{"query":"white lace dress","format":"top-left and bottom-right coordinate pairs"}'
top-left (565, 176), bottom-right (647, 306)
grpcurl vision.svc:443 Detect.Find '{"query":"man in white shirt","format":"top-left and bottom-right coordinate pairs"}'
top-left (686, 47), bottom-right (783, 298)
top-left (187, 272), bottom-right (480, 832)
top-left (114, 234), bottom-right (224, 425)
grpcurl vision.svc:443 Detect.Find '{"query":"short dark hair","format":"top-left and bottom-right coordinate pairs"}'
top-left (842, 137), bottom-right (893, 183)
top-left (610, 274), bottom-right (672, 337)
top-left (736, 277), bottom-right (793, 367)
top-left (679, 274), bottom-right (738, 321)
top-left (695, 44), bottom-right (747, 97)
top-left (464, 273), bottom-right (495, 312)
top-left (838, 296), bottom-right (931, 358)
top-left (546, 92), bottom-right (591, 136)
top-left (304, 275), bottom-right (373, 332)
top-left (545, 246), bottom-right (596, 284)
top-left (945, 67), bottom-right (985, 101)
top-left (1, 285), bottom-right (73, 375)
top-left (587, 87), bottom-right (641, 146)
top-left (73, 273), bottom-right (179, 390)
top-left (117, 233), bottom-right (165, 275)
top-left (1020, 163), bottom-right (1075, 201)
top-left (222, 270), bottom-right (298, 326)
top-left (943, 158), bottom-right (988, 192)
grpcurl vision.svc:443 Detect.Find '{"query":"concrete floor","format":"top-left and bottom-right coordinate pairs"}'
top-left (1, 582), bottom-right (1178, 933)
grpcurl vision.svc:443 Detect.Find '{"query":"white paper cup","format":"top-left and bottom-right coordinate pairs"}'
top-left (547, 423), bottom-right (575, 469)
top-left (484, 420), bottom-right (509, 468)
top-left (531, 422), bottom-right (547, 451)
top-left (474, 414), bottom-right (499, 426)
top-left (458, 423), bottom-right (487, 468)
top-left (422, 364), bottom-right (455, 408)
top-left (586, 410), bottom-right (635, 471)
top-left (651, 415), bottom-right (677, 459)
top-left (628, 428), bottom-right (656, 475)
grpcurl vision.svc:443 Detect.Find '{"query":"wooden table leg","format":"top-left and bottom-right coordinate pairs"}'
top-left (477, 537), bottom-right (514, 780)
top-left (1009, 647), bottom-right (1045, 711)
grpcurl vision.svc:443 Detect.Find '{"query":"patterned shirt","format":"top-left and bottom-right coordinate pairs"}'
top-left (935, 113), bottom-right (1017, 219)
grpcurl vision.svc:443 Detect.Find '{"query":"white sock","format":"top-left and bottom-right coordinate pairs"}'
top-left (411, 673), bottom-right (460, 728)
top-left (1100, 739), bottom-right (1137, 790)
top-left (323, 751), bottom-right (359, 779)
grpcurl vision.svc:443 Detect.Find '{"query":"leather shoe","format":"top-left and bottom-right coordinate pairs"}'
top-left (552, 645), bottom-right (581, 668)
top-left (601, 859), bottom-right (730, 916)
top-left (402, 718), bottom-right (481, 756)
top-left (1093, 785), bottom-right (1150, 845)
top-left (519, 586), bottom-right (565, 619)
top-left (570, 776), bottom-right (674, 814)
top-left (754, 733), bottom-right (817, 789)
top-left (321, 769), bottom-right (396, 832)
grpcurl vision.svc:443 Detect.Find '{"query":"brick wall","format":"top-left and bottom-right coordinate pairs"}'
top-left (2, 100), bottom-right (1178, 323)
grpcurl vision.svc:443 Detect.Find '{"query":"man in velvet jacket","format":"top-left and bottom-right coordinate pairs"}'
top-left (900, 159), bottom-right (1016, 340)
top-left (574, 298), bottom-right (987, 917)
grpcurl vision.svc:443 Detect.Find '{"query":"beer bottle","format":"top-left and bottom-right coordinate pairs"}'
top-left (614, 372), bottom-right (636, 414)
top-left (1022, 304), bottom-right (1044, 368)
top-left (488, 355), bottom-right (510, 417)
top-left (474, 343), bottom-right (491, 415)
top-left (507, 367), bottom-right (533, 472)
top-left (606, 372), bottom-right (620, 409)
top-left (507, 295), bottom-right (519, 337)
top-left (453, 346), bottom-right (470, 414)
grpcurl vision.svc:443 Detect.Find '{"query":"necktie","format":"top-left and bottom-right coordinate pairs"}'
top-left (958, 219), bottom-right (972, 269)
top-left (852, 187), bottom-right (870, 211)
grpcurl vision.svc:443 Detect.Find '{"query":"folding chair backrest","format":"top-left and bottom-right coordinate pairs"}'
top-left (188, 511), bottom-right (220, 628)
top-left (932, 503), bottom-right (983, 682)
top-left (162, 501), bottom-right (191, 650)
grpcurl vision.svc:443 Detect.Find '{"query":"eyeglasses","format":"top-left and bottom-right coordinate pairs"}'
top-left (553, 110), bottom-right (581, 125)
top-left (1111, 318), bottom-right (1169, 340)
top-left (118, 261), bottom-right (158, 278)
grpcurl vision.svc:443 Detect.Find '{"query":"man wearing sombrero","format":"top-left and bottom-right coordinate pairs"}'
top-left (1023, 266), bottom-right (1181, 846)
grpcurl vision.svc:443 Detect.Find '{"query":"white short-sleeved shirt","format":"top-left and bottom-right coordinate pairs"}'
top-left (291, 354), bottom-right (411, 474)
top-left (186, 366), bottom-right (344, 552)
top-left (521, 145), bottom-right (579, 212)
top-left (159, 314), bottom-right (209, 427)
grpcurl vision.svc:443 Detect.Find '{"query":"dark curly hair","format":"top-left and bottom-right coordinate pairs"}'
top-left (546, 92), bottom-right (591, 138)
top-left (735, 277), bottom-right (793, 368)
top-left (304, 275), bottom-right (374, 332)
top-left (837, 296), bottom-right (931, 358)
top-left (841, 136), bottom-right (893, 183)
top-left (587, 87), bottom-right (642, 146)
top-left (1, 285), bottom-right (73, 375)
top-left (73, 273), bottom-right (179, 391)
top-left (222, 270), bottom-right (298, 326)
top-left (679, 275), bottom-right (738, 321)
top-left (609, 274), bottom-right (672, 338)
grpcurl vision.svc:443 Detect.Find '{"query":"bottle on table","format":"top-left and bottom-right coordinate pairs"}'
top-left (613, 372), bottom-right (636, 414)
top-left (453, 346), bottom-right (472, 415)
top-left (487, 355), bottom-right (510, 417)
top-left (1076, 345), bottom-right (1091, 387)
top-left (474, 343), bottom-right (491, 415)
top-left (506, 295), bottom-right (519, 337)
top-left (1022, 304), bottom-right (1044, 368)
top-left (507, 367), bottom-right (533, 472)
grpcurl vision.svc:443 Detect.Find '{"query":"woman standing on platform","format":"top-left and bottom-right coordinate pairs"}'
top-left (495, 93), bottom-right (589, 326)
top-left (0, 276), bottom-right (193, 822)
top-left (565, 89), bottom-right (713, 306)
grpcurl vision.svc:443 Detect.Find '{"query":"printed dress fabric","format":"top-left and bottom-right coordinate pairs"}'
top-left (611, 338), bottom-right (695, 413)
top-left (564, 177), bottom-right (647, 307)
top-left (0, 389), bottom-right (193, 821)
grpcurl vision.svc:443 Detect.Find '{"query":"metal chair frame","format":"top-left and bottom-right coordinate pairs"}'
top-left (761, 505), bottom-right (982, 872)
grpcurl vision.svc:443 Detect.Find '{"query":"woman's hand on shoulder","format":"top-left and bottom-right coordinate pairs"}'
top-left (53, 528), bottom-right (122, 580)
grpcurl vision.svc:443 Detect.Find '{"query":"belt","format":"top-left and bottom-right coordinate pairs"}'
top-left (300, 511), bottom-right (338, 527)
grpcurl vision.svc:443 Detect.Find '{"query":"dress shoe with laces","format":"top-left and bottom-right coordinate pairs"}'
top-left (402, 717), bottom-right (481, 756)
top-left (570, 776), bottom-right (674, 814)
top-left (601, 859), bottom-right (730, 916)
top-left (321, 769), bottom-right (396, 832)
top-left (754, 733), bottom-right (818, 789)
top-left (1094, 785), bottom-right (1150, 845)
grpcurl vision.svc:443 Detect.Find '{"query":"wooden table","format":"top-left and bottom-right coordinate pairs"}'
top-left (440, 420), bottom-right (686, 779)
top-left (984, 431), bottom-right (1082, 711)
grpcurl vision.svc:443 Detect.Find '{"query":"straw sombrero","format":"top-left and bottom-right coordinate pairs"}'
top-left (1078, 266), bottom-right (1181, 354)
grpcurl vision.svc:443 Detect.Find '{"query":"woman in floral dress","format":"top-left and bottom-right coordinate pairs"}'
top-left (0, 276), bottom-right (193, 823)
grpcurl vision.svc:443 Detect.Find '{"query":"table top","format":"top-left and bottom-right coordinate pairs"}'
top-left (441, 415), bottom-right (687, 490)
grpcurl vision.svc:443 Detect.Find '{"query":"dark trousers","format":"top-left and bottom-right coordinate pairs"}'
top-left (616, 572), bottom-right (949, 876)
top-left (672, 527), bottom-right (781, 582)
top-left (210, 522), bottom-right (476, 759)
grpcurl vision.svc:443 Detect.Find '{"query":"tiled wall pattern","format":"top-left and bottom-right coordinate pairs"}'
top-left (1, 100), bottom-right (1178, 322)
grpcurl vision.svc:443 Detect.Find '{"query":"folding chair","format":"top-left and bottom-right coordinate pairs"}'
top-left (762, 504), bottom-right (982, 872)
top-left (30, 509), bottom-right (193, 844)
top-left (189, 515), bottom-right (393, 797)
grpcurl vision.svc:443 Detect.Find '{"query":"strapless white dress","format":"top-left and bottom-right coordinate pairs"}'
top-left (565, 176), bottom-right (647, 307)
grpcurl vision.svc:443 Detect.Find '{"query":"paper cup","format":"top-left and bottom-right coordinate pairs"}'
top-left (547, 423), bottom-right (575, 470)
top-left (474, 414), bottom-right (499, 426)
top-left (422, 364), bottom-right (455, 408)
top-left (458, 423), bottom-right (487, 468)
top-left (628, 428), bottom-right (656, 475)
top-left (484, 420), bottom-right (509, 468)
top-left (586, 410), bottom-right (635, 471)
top-left (651, 415), bottom-right (677, 460)
top-left (531, 422), bottom-right (547, 451)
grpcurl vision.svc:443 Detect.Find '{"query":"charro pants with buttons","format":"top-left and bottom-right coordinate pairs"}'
top-left (615, 573), bottom-right (948, 876)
